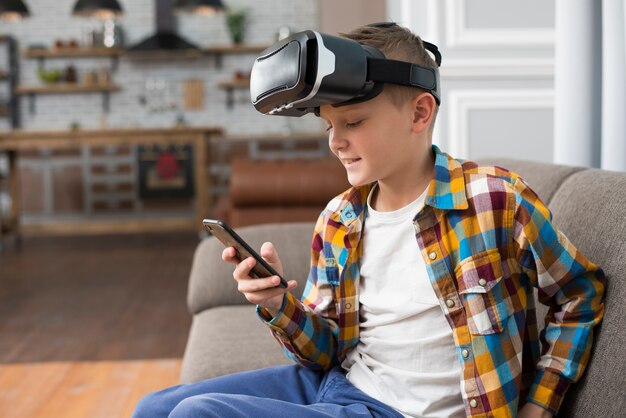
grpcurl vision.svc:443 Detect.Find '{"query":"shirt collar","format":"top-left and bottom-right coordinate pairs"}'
top-left (425, 144), bottom-right (469, 211)
top-left (332, 144), bottom-right (468, 227)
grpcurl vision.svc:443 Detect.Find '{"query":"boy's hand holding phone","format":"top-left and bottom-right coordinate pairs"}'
top-left (222, 242), bottom-right (298, 317)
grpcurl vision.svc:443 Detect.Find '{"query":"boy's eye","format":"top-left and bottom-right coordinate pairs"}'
top-left (324, 120), bottom-right (363, 132)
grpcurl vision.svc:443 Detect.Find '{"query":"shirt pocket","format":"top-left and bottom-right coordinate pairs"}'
top-left (317, 257), bottom-right (340, 286)
top-left (455, 249), bottom-right (514, 335)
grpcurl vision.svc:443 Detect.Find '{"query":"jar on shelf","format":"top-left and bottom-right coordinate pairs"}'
top-left (83, 69), bottom-right (97, 85)
top-left (65, 64), bottom-right (78, 83)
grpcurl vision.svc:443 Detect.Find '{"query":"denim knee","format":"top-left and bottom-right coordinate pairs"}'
top-left (131, 390), bottom-right (167, 418)
top-left (168, 396), bottom-right (221, 418)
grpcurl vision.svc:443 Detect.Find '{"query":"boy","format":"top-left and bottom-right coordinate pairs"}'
top-left (133, 23), bottom-right (605, 418)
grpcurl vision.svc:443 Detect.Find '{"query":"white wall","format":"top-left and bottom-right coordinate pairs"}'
top-left (387, 0), bottom-right (556, 163)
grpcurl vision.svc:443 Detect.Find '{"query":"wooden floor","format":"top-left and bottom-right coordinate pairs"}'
top-left (0, 359), bottom-right (181, 418)
top-left (0, 231), bottom-right (199, 417)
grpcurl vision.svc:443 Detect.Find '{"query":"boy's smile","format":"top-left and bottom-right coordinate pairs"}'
top-left (320, 93), bottom-right (406, 186)
top-left (319, 92), bottom-right (436, 211)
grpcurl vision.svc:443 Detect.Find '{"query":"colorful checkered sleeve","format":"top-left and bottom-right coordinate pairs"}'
top-left (256, 212), bottom-right (340, 371)
top-left (512, 177), bottom-right (606, 414)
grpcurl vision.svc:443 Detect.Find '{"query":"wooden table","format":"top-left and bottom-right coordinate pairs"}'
top-left (0, 126), bottom-right (222, 236)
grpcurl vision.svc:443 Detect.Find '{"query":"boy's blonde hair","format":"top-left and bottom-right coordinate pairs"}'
top-left (340, 24), bottom-right (439, 132)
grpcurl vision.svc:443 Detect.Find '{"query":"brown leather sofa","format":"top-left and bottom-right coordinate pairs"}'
top-left (211, 157), bottom-right (350, 227)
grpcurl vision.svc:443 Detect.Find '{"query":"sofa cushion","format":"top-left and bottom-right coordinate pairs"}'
top-left (188, 222), bottom-right (315, 315)
top-left (545, 168), bottom-right (626, 417)
top-left (180, 305), bottom-right (291, 383)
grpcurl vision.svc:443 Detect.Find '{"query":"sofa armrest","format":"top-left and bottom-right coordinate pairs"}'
top-left (187, 222), bottom-right (315, 315)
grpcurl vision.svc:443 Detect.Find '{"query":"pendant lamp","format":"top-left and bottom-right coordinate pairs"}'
top-left (72, 0), bottom-right (123, 19)
top-left (175, 0), bottom-right (225, 16)
top-left (0, 0), bottom-right (30, 21)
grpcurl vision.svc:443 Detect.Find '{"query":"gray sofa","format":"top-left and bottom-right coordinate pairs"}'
top-left (181, 159), bottom-right (626, 417)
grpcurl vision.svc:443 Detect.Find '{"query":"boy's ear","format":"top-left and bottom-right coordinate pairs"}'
top-left (411, 92), bottom-right (437, 134)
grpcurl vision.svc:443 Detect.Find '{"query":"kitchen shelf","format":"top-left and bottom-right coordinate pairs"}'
top-left (217, 78), bottom-right (250, 108)
top-left (16, 82), bottom-right (120, 113)
top-left (203, 44), bottom-right (269, 54)
top-left (23, 47), bottom-right (123, 58)
top-left (21, 45), bottom-right (122, 114)
top-left (124, 49), bottom-right (204, 61)
top-left (22, 44), bottom-right (268, 71)
top-left (24, 47), bottom-right (123, 72)
top-left (124, 44), bottom-right (269, 64)
top-left (203, 44), bottom-right (269, 68)
top-left (217, 79), bottom-right (250, 88)
top-left (16, 82), bottom-right (119, 94)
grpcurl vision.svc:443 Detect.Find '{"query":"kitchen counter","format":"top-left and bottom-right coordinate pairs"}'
top-left (0, 126), bottom-right (222, 236)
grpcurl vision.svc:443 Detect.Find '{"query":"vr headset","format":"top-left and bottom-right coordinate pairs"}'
top-left (250, 23), bottom-right (442, 117)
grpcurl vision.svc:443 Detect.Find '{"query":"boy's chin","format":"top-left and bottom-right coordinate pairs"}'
top-left (346, 174), bottom-right (373, 188)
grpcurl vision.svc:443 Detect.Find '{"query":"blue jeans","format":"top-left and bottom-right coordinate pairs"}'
top-left (132, 364), bottom-right (404, 418)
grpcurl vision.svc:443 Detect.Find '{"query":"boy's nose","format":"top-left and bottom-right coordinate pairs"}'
top-left (328, 130), bottom-right (348, 154)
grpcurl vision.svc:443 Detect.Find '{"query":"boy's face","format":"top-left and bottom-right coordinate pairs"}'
top-left (319, 92), bottom-right (428, 188)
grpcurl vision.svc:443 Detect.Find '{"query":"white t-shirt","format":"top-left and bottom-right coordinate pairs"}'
top-left (342, 184), bottom-right (465, 418)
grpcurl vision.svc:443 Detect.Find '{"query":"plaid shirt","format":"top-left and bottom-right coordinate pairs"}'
top-left (258, 145), bottom-right (605, 417)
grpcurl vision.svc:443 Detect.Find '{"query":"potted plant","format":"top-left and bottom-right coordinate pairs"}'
top-left (225, 9), bottom-right (247, 44)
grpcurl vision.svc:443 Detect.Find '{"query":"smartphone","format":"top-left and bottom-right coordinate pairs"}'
top-left (203, 219), bottom-right (288, 288)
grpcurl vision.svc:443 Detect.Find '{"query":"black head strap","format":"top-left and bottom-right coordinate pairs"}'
top-left (366, 21), bottom-right (398, 28)
top-left (422, 41), bottom-right (442, 67)
top-left (367, 58), bottom-right (441, 105)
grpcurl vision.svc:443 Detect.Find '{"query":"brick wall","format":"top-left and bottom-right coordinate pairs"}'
top-left (1, 0), bottom-right (322, 133)
top-left (0, 0), bottom-right (326, 223)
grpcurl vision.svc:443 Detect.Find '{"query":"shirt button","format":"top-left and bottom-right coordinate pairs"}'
top-left (478, 278), bottom-right (487, 287)
top-left (428, 251), bottom-right (437, 260)
top-left (469, 399), bottom-right (478, 408)
top-left (445, 299), bottom-right (455, 308)
top-left (345, 303), bottom-right (352, 309)
top-left (462, 349), bottom-right (470, 358)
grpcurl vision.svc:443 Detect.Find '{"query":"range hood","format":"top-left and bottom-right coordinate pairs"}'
top-left (127, 0), bottom-right (200, 54)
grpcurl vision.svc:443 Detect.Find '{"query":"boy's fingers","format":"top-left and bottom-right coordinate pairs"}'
top-left (222, 247), bottom-right (239, 263)
top-left (237, 275), bottom-right (282, 293)
top-left (260, 241), bottom-right (284, 273)
top-left (241, 284), bottom-right (290, 305)
top-left (233, 256), bottom-right (255, 279)
top-left (260, 242), bottom-right (276, 260)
